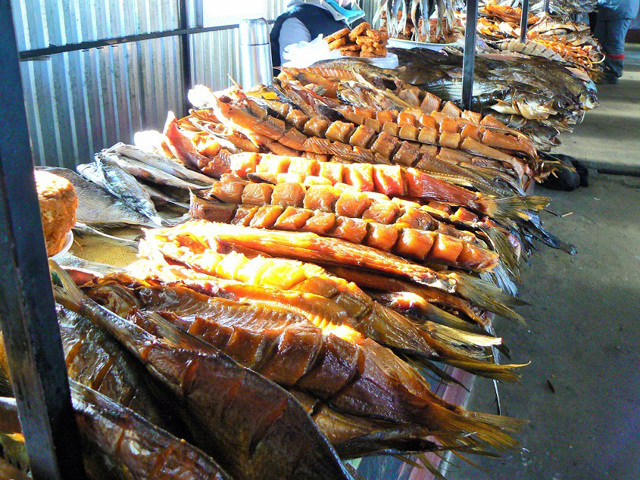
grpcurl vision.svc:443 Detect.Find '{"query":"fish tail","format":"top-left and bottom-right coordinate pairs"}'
top-left (480, 226), bottom-right (521, 278)
top-left (483, 195), bottom-right (550, 221)
top-left (442, 358), bottom-right (525, 383)
top-left (416, 300), bottom-right (486, 333)
top-left (522, 219), bottom-right (577, 255)
top-left (453, 274), bottom-right (528, 324)
top-left (419, 323), bottom-right (525, 382)
top-left (465, 411), bottom-right (527, 436)
top-left (483, 264), bottom-right (519, 297)
top-left (431, 404), bottom-right (523, 451)
top-left (426, 322), bottom-right (502, 349)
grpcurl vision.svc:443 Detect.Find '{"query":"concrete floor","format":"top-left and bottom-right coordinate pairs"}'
top-left (449, 45), bottom-right (640, 479)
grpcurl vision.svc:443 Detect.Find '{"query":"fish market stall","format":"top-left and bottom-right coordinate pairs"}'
top-left (0, 0), bottom-right (598, 479)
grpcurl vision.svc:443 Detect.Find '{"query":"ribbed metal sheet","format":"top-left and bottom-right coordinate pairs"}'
top-left (12, 0), bottom-right (179, 52)
top-left (21, 37), bottom-right (183, 167)
top-left (191, 28), bottom-right (242, 93)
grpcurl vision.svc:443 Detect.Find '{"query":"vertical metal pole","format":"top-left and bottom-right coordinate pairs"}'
top-left (461, 0), bottom-right (479, 111)
top-left (179, 0), bottom-right (192, 115)
top-left (543, 0), bottom-right (550, 14)
top-left (0, 1), bottom-right (85, 479)
top-left (519, 0), bottom-right (530, 43)
top-left (194, 0), bottom-right (204, 28)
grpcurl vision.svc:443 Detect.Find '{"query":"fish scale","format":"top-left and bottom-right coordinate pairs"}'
top-left (94, 152), bottom-right (165, 226)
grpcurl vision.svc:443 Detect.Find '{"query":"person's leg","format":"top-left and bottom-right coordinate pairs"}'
top-left (602, 18), bottom-right (633, 79)
top-left (589, 12), bottom-right (598, 35)
top-left (594, 13), bottom-right (608, 48)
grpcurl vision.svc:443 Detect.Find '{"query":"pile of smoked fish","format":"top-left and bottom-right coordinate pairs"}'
top-left (1, 73), bottom-right (577, 478)
top-left (477, 2), bottom-right (605, 81)
top-left (277, 54), bottom-right (596, 152)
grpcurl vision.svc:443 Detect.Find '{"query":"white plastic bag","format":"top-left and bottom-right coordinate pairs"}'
top-left (282, 35), bottom-right (398, 69)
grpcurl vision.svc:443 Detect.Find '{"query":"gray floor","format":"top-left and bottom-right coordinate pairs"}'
top-left (449, 45), bottom-right (640, 479)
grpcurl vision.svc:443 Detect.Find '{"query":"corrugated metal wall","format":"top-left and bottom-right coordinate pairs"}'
top-left (20, 38), bottom-right (184, 168)
top-left (15, 0), bottom-right (373, 167)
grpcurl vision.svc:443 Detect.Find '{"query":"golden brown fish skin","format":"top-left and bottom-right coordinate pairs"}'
top-left (163, 113), bottom-right (231, 178)
top-left (338, 105), bottom-right (538, 160)
top-left (130, 250), bottom-right (525, 381)
top-left (205, 179), bottom-right (484, 246)
top-left (80, 275), bottom-right (520, 451)
top-left (52, 263), bottom-right (353, 480)
top-left (71, 382), bottom-right (232, 480)
top-left (148, 219), bottom-right (458, 293)
top-left (137, 229), bottom-right (439, 357)
top-left (142, 220), bottom-right (525, 325)
top-left (326, 266), bottom-right (492, 330)
top-left (290, 390), bottom-right (441, 459)
top-left (207, 87), bottom-right (534, 187)
top-left (0, 306), bottom-right (175, 433)
top-left (0, 384), bottom-right (232, 480)
top-left (56, 305), bottom-right (177, 431)
top-left (228, 152), bottom-right (549, 221)
top-left (190, 194), bottom-right (500, 273)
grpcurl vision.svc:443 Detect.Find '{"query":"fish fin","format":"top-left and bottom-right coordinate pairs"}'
top-left (432, 404), bottom-right (522, 451)
top-left (404, 357), bottom-right (469, 391)
top-left (50, 260), bottom-right (87, 310)
top-left (482, 265), bottom-right (519, 297)
top-left (426, 322), bottom-right (502, 349)
top-left (443, 359), bottom-right (526, 383)
top-left (521, 215), bottom-right (577, 255)
top-left (480, 226), bottom-right (521, 279)
top-left (485, 195), bottom-right (550, 221)
top-left (453, 274), bottom-right (528, 324)
top-left (465, 411), bottom-right (528, 434)
top-left (414, 453), bottom-right (449, 480)
top-left (137, 310), bottom-right (222, 355)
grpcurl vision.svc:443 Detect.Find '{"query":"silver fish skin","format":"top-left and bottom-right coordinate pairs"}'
top-left (110, 143), bottom-right (215, 185)
top-left (37, 167), bottom-right (155, 228)
top-left (105, 148), bottom-right (211, 190)
top-left (139, 182), bottom-right (189, 210)
top-left (94, 153), bottom-right (165, 227)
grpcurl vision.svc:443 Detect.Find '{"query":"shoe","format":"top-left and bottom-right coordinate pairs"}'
top-left (540, 153), bottom-right (582, 191)
top-left (571, 160), bottom-right (589, 187)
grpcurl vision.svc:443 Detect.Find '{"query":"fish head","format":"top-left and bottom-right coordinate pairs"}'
top-left (580, 92), bottom-right (599, 110)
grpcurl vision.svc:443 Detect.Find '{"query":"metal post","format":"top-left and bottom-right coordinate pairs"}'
top-left (179, 0), bottom-right (192, 114)
top-left (0, 1), bottom-right (86, 478)
top-left (194, 0), bottom-right (204, 28)
top-left (543, 0), bottom-right (550, 14)
top-left (461, 0), bottom-right (479, 111)
top-left (519, 0), bottom-right (530, 43)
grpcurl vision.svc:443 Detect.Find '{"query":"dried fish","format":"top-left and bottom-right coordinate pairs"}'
top-left (93, 152), bottom-right (165, 227)
top-left (36, 167), bottom-right (155, 228)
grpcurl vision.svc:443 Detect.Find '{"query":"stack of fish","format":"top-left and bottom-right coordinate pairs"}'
top-left (267, 55), bottom-right (595, 151)
top-left (477, 2), bottom-right (605, 80)
top-left (0, 251), bottom-right (529, 477)
top-left (380, 48), bottom-right (597, 149)
top-left (0, 71), bottom-right (577, 475)
top-left (530, 0), bottom-right (598, 15)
